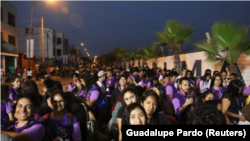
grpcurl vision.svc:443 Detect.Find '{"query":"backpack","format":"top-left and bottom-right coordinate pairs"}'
top-left (40, 112), bottom-right (74, 140)
top-left (2, 120), bottom-right (48, 141)
top-left (81, 103), bottom-right (97, 141)
top-left (87, 85), bottom-right (108, 115)
top-left (111, 97), bottom-right (121, 113)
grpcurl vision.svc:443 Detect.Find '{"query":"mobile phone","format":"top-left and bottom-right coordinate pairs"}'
top-left (187, 95), bottom-right (193, 99)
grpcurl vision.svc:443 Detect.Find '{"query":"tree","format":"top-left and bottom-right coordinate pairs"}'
top-left (135, 46), bottom-right (164, 69)
top-left (194, 21), bottom-right (250, 82)
top-left (155, 20), bottom-right (194, 73)
top-left (111, 47), bottom-right (126, 67)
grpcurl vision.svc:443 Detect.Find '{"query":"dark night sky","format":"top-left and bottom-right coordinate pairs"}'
top-left (7, 1), bottom-right (250, 59)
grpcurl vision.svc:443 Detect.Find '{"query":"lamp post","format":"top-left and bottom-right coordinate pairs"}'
top-left (28, 2), bottom-right (35, 69)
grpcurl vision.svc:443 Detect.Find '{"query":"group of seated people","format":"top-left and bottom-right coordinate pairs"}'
top-left (1, 66), bottom-right (250, 141)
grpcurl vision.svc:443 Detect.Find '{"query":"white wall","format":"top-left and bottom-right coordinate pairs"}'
top-left (17, 27), bottom-right (56, 59)
top-left (134, 51), bottom-right (250, 86)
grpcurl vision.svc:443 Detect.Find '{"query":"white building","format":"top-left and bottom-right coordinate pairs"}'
top-left (1, 1), bottom-right (18, 73)
top-left (17, 26), bottom-right (65, 66)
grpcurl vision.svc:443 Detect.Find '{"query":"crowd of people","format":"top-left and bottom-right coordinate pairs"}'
top-left (1, 64), bottom-right (250, 141)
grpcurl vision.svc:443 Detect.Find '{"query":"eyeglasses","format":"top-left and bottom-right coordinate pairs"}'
top-left (52, 100), bottom-right (65, 104)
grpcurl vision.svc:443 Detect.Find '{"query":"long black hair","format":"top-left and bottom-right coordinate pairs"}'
top-left (222, 79), bottom-right (244, 99)
top-left (210, 74), bottom-right (223, 88)
top-left (1, 84), bottom-right (10, 103)
top-left (122, 103), bottom-right (147, 125)
top-left (140, 90), bottom-right (160, 125)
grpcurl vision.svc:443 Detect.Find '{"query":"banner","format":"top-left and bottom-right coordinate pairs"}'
top-left (26, 39), bottom-right (34, 58)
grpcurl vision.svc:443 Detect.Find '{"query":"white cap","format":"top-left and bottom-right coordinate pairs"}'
top-left (98, 70), bottom-right (106, 77)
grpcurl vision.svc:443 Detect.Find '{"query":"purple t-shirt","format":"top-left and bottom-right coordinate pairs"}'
top-left (13, 120), bottom-right (46, 141)
top-left (67, 82), bottom-right (77, 91)
top-left (166, 82), bottom-right (177, 101)
top-left (1, 101), bottom-right (13, 127)
top-left (244, 85), bottom-right (250, 95)
top-left (106, 77), bottom-right (116, 95)
top-left (39, 112), bottom-right (81, 141)
top-left (172, 91), bottom-right (187, 115)
top-left (210, 87), bottom-right (226, 100)
top-left (9, 87), bottom-right (21, 101)
top-left (139, 79), bottom-right (152, 89)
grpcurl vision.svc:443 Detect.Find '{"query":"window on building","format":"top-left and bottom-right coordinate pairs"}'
top-left (57, 49), bottom-right (61, 56)
top-left (1, 8), bottom-right (3, 21)
top-left (8, 12), bottom-right (15, 27)
top-left (57, 38), bottom-right (61, 44)
top-left (1, 32), bottom-right (3, 40)
top-left (8, 35), bottom-right (15, 46)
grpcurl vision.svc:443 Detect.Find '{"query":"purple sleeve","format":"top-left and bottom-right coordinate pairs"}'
top-left (146, 81), bottom-right (152, 89)
top-left (72, 118), bottom-right (82, 141)
top-left (90, 90), bottom-right (100, 101)
top-left (6, 101), bottom-right (13, 113)
top-left (111, 77), bottom-right (116, 86)
top-left (166, 85), bottom-right (173, 95)
top-left (8, 92), bottom-right (14, 101)
top-left (22, 124), bottom-right (45, 141)
top-left (244, 86), bottom-right (250, 95)
top-left (68, 84), bottom-right (72, 91)
top-left (172, 98), bottom-right (181, 115)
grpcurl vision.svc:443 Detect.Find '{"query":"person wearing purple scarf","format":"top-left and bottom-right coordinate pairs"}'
top-left (9, 75), bottom-right (21, 105)
top-left (1, 92), bottom-right (46, 141)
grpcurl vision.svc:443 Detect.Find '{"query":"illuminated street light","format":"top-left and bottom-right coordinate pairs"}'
top-left (84, 48), bottom-right (87, 51)
top-left (81, 43), bottom-right (84, 46)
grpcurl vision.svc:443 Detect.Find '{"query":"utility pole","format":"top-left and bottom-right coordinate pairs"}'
top-left (41, 17), bottom-right (45, 67)
top-left (47, 32), bottom-right (49, 67)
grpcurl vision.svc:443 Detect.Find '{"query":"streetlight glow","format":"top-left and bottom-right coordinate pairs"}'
top-left (47, 0), bottom-right (55, 3)
top-left (81, 43), bottom-right (84, 46)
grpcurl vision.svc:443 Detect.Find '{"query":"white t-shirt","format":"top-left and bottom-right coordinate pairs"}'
top-left (27, 70), bottom-right (32, 76)
top-left (96, 80), bottom-right (106, 94)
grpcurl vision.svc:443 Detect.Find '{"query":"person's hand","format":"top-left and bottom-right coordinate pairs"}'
top-left (184, 97), bottom-right (193, 106)
top-left (238, 115), bottom-right (246, 121)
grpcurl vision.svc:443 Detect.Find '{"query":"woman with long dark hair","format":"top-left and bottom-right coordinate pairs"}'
top-left (122, 103), bottom-right (147, 125)
top-left (140, 90), bottom-right (171, 125)
top-left (35, 88), bottom-right (55, 120)
top-left (222, 79), bottom-right (246, 124)
top-left (209, 74), bottom-right (226, 100)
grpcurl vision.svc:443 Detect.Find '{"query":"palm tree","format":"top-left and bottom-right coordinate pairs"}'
top-left (155, 20), bottom-right (194, 73)
top-left (136, 46), bottom-right (164, 69)
top-left (111, 47), bottom-right (126, 67)
top-left (132, 48), bottom-right (145, 67)
top-left (194, 21), bottom-right (250, 81)
top-left (121, 50), bottom-right (133, 68)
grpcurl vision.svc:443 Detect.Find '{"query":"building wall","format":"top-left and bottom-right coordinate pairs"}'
top-left (134, 51), bottom-right (250, 86)
top-left (17, 27), bottom-right (56, 59)
top-left (55, 32), bottom-right (64, 61)
top-left (1, 1), bottom-right (17, 47)
top-left (1, 1), bottom-right (18, 72)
